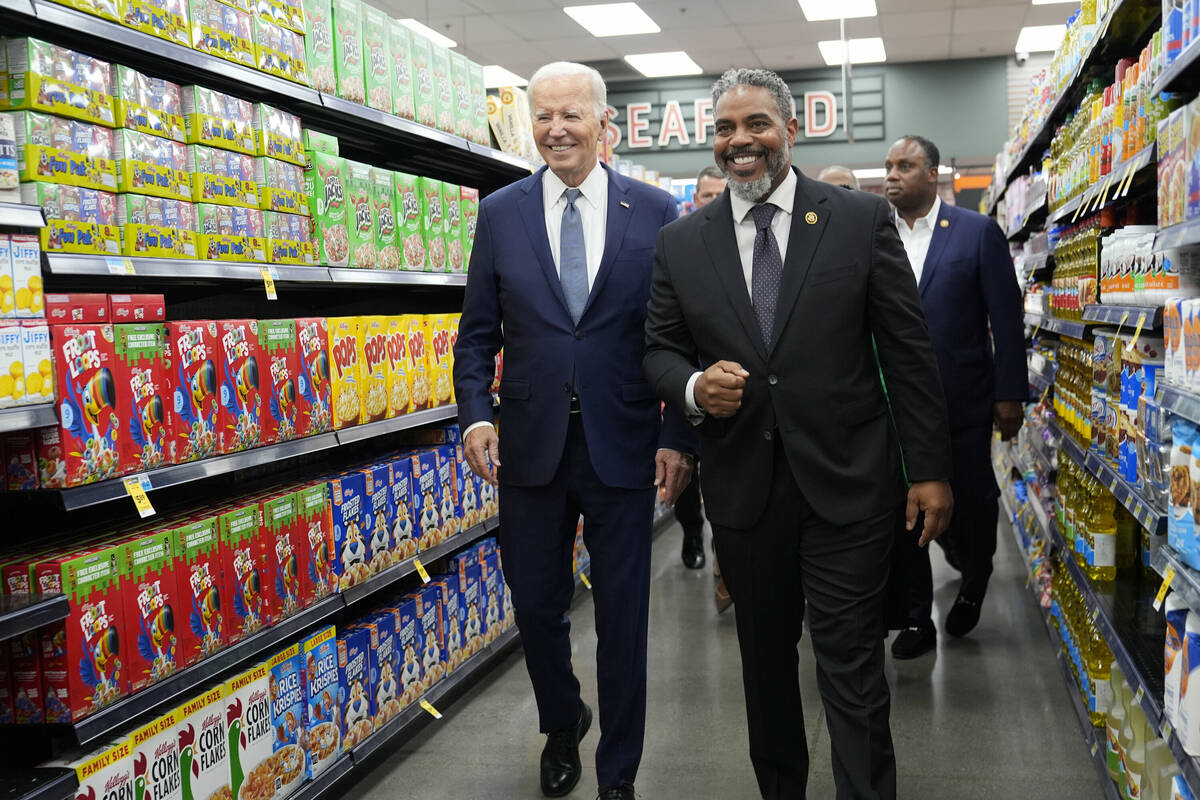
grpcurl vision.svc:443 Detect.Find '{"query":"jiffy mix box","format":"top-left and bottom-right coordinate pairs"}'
top-left (52, 322), bottom-right (124, 485)
top-left (174, 514), bottom-right (230, 661)
top-left (301, 625), bottom-right (340, 779)
top-left (173, 685), bottom-right (229, 800)
top-left (296, 481), bottom-right (334, 602)
top-left (121, 528), bottom-right (186, 691)
top-left (167, 320), bottom-right (221, 462)
top-left (361, 461), bottom-right (394, 574)
top-left (224, 659), bottom-right (273, 800)
top-left (294, 317), bottom-right (331, 438)
top-left (336, 625), bottom-right (371, 752)
top-left (217, 319), bottom-right (264, 454)
top-left (115, 322), bottom-right (172, 474)
top-left (360, 610), bottom-right (400, 728)
top-left (130, 705), bottom-right (182, 800)
top-left (258, 319), bottom-right (299, 446)
top-left (388, 455), bottom-right (417, 561)
top-left (328, 470), bottom-right (370, 589)
top-left (327, 316), bottom-right (360, 430)
top-left (267, 643), bottom-right (307, 799)
top-left (218, 501), bottom-right (275, 641)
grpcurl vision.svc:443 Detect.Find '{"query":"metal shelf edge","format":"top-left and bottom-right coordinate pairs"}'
top-left (0, 203), bottom-right (46, 229)
top-left (13, 768), bottom-right (77, 800)
top-left (0, 403), bottom-right (57, 435)
top-left (325, 268), bottom-right (466, 287)
top-left (1081, 304), bottom-right (1163, 329)
top-left (1160, 385), bottom-right (1200, 426)
top-left (0, 595), bottom-right (68, 642)
top-left (333, 406), bottom-right (459, 446)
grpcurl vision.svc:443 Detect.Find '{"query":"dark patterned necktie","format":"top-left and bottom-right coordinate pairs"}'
top-left (750, 203), bottom-right (782, 346)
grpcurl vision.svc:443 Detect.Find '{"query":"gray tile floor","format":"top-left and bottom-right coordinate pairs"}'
top-left (346, 518), bottom-right (1102, 799)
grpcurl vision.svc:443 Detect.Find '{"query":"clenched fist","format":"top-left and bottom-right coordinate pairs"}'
top-left (695, 361), bottom-right (749, 418)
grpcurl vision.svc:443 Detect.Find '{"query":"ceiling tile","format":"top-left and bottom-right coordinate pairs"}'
top-left (526, 35), bottom-right (620, 60)
top-left (692, 47), bottom-right (766, 72)
top-left (880, 10), bottom-right (952, 37)
top-left (1025, 2), bottom-right (1074, 25)
top-left (467, 0), bottom-right (555, 10)
top-left (877, 0), bottom-right (952, 9)
top-left (951, 4), bottom-right (1028, 33)
top-left (716, 0), bottom-right (804, 25)
top-left (435, 14), bottom-right (525, 44)
top-left (950, 29), bottom-right (1019, 58)
top-left (637, 0), bottom-right (734, 29)
top-left (735, 20), bottom-right (836, 46)
top-left (495, 8), bottom-right (588, 37)
top-left (883, 34), bottom-right (953, 61)
top-left (753, 44), bottom-right (826, 70)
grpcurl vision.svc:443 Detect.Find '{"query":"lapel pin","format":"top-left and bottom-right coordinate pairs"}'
top-left (620, 200), bottom-right (630, 208)
top-left (805, 211), bottom-right (818, 224)
top-left (939, 219), bottom-right (949, 228)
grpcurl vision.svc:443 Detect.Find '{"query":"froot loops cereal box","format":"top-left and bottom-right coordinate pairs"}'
top-left (328, 471), bottom-right (370, 589)
top-left (218, 501), bottom-right (274, 641)
top-left (224, 659), bottom-right (273, 800)
top-left (327, 316), bottom-right (360, 430)
top-left (301, 626), bottom-right (340, 779)
top-left (263, 491), bottom-right (302, 618)
top-left (11, 631), bottom-right (44, 723)
top-left (173, 685), bottom-right (230, 800)
top-left (167, 320), bottom-right (221, 463)
top-left (296, 482), bottom-right (334, 602)
top-left (358, 315), bottom-right (387, 424)
top-left (257, 318), bottom-right (299, 446)
top-left (294, 317), bottom-right (331, 438)
top-left (174, 514), bottom-right (230, 661)
top-left (217, 319), bottom-right (264, 454)
top-left (336, 625), bottom-right (371, 752)
top-left (267, 643), bottom-right (308, 799)
top-left (121, 528), bottom-right (184, 690)
top-left (115, 322), bottom-right (172, 473)
top-left (51, 322), bottom-right (124, 485)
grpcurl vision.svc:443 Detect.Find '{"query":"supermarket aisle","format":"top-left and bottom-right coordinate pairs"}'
top-left (346, 516), bottom-right (1100, 799)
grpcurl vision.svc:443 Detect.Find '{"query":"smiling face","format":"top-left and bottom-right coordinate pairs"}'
top-left (713, 85), bottom-right (798, 203)
top-left (531, 73), bottom-right (606, 188)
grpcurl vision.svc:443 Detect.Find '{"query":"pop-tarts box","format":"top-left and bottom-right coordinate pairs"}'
top-left (429, 576), bottom-right (463, 674)
top-left (410, 585), bottom-right (444, 690)
top-left (392, 596), bottom-right (423, 709)
top-left (459, 561), bottom-right (486, 660)
top-left (267, 643), bottom-right (308, 799)
top-left (361, 610), bottom-right (400, 729)
top-left (436, 444), bottom-right (460, 539)
top-left (361, 462), bottom-right (394, 575)
top-left (482, 551), bottom-right (505, 645)
top-left (337, 625), bottom-right (372, 753)
top-left (389, 455), bottom-right (417, 561)
top-left (328, 471), bottom-right (370, 590)
top-left (411, 448), bottom-right (441, 550)
top-left (301, 625), bottom-right (340, 779)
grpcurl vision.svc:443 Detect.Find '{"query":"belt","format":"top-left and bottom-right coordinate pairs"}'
top-left (569, 393), bottom-right (582, 414)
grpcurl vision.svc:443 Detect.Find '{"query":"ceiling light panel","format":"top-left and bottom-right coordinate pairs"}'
top-left (817, 37), bottom-right (887, 65)
top-left (799, 0), bottom-right (876, 21)
top-left (564, 3), bottom-right (661, 37)
top-left (1015, 24), bottom-right (1066, 53)
top-left (483, 65), bottom-right (528, 87)
top-left (624, 50), bottom-right (703, 77)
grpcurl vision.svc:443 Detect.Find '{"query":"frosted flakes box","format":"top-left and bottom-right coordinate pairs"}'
top-left (303, 0), bottom-right (336, 95)
top-left (371, 166), bottom-right (398, 270)
top-left (360, 461), bottom-right (394, 574)
top-left (404, 314), bottom-right (431, 413)
top-left (450, 51), bottom-right (472, 141)
top-left (53, 740), bottom-right (134, 800)
top-left (332, 0), bottom-right (365, 105)
top-left (115, 322), bottom-right (171, 473)
top-left (36, 425), bottom-right (67, 489)
top-left (218, 501), bottom-right (274, 641)
top-left (121, 528), bottom-right (183, 691)
top-left (263, 491), bottom-right (303, 617)
top-left (430, 44), bottom-right (453, 134)
top-left (418, 177), bottom-right (444, 272)
top-left (456, 444), bottom-right (483, 529)
top-left (344, 159), bottom-right (375, 268)
top-left (360, 611), bottom-right (400, 727)
top-left (301, 626), bottom-right (340, 779)
top-left (174, 685), bottom-right (230, 800)
top-left (428, 577), bottom-right (462, 673)
top-left (294, 317), bottom-right (331, 437)
top-left (328, 471), bottom-right (370, 589)
top-left (388, 455), bottom-right (417, 560)
top-left (409, 32), bottom-right (435, 128)
top-left (393, 171), bottom-right (423, 270)
top-left (182, 86), bottom-right (256, 155)
top-left (460, 186), bottom-right (478, 265)
top-left (426, 314), bottom-right (453, 408)
top-left (224, 660), bottom-right (273, 800)
top-left (51, 322), bottom-right (124, 484)
top-left (388, 21), bottom-right (415, 121)
top-left (119, 0), bottom-right (191, 48)
top-left (327, 316), bottom-right (361, 430)
top-left (256, 157), bottom-right (307, 215)
top-left (257, 318), bottom-right (299, 445)
top-left (130, 706), bottom-right (182, 800)
top-left (304, 150), bottom-right (348, 266)
top-left (384, 315), bottom-right (409, 417)
top-left (267, 644), bottom-right (308, 799)
top-left (411, 448), bottom-right (441, 550)
top-left (362, 3), bottom-right (391, 113)
top-left (358, 315), bottom-right (387, 424)
top-left (253, 18), bottom-right (310, 87)
top-left (217, 319), bottom-right (264, 453)
top-left (189, 0), bottom-right (256, 69)
top-left (336, 625), bottom-right (372, 752)
top-left (442, 182), bottom-right (463, 273)
top-left (435, 443), bottom-right (459, 539)
top-left (117, 195), bottom-right (199, 259)
top-left (167, 320), bottom-right (221, 462)
top-left (21, 184), bottom-right (120, 255)
top-left (174, 514), bottom-right (230, 661)
top-left (115, 128), bottom-right (192, 201)
top-left (12, 631), bottom-right (43, 723)
top-left (9, 111), bottom-right (117, 192)
top-left (389, 597), bottom-right (421, 708)
top-left (190, 146), bottom-right (259, 209)
top-left (458, 560), bottom-right (485, 658)
top-left (4, 39), bottom-right (116, 127)
top-left (410, 584), bottom-right (444, 689)
top-left (296, 481), bottom-right (334, 602)
top-left (115, 66), bottom-right (185, 142)
top-left (481, 551), bottom-right (504, 645)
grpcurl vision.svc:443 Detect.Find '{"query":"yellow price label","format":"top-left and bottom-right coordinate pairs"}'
top-left (106, 256), bottom-right (136, 275)
top-left (1090, 742), bottom-right (1099, 757)
top-left (1097, 176), bottom-right (1114, 209)
top-left (419, 700), bottom-right (443, 719)
top-left (123, 475), bottom-right (155, 518)
top-left (1154, 566), bottom-right (1177, 611)
top-left (1119, 162), bottom-right (1137, 197)
top-left (414, 559), bottom-right (431, 584)
top-left (1163, 720), bottom-right (1175, 741)
top-left (580, 573), bottom-right (592, 590)
top-left (1032, 318), bottom-right (1042, 338)
top-left (261, 268), bottom-right (278, 300)
top-left (1116, 310), bottom-right (1130, 337)
top-left (1135, 685), bottom-right (1145, 705)
top-left (123, 257), bottom-right (135, 274)
top-left (1130, 312), bottom-right (1147, 349)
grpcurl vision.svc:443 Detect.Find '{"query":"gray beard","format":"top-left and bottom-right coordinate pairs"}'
top-left (722, 147), bottom-right (789, 203)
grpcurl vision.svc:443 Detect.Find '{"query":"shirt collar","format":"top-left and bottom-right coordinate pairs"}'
top-left (544, 161), bottom-right (605, 210)
top-left (730, 167), bottom-right (797, 225)
top-left (897, 195), bottom-right (941, 231)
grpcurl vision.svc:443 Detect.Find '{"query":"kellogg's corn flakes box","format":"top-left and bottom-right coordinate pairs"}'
top-left (167, 320), bottom-right (221, 463)
top-left (332, 0), bottom-right (365, 105)
top-left (388, 455), bottom-right (417, 561)
top-left (174, 514), bottom-right (229, 661)
top-left (360, 611), bottom-right (400, 727)
top-left (267, 643), bottom-right (308, 799)
top-left (258, 318), bottom-right (300, 446)
top-left (174, 685), bottom-right (230, 800)
top-left (218, 501), bottom-right (274, 641)
top-left (328, 316), bottom-right (361, 430)
top-left (426, 314), bottom-right (453, 408)
top-left (304, 0), bottom-right (336, 94)
top-left (358, 315), bottom-right (387, 424)
top-left (301, 625), bottom-right (340, 778)
top-left (404, 314), bottom-right (431, 412)
top-left (418, 177), bottom-right (443, 272)
top-left (49, 739), bottom-right (134, 800)
top-left (296, 482), bottom-right (334, 602)
top-left (52, 322), bottom-right (124, 485)
top-left (217, 319), bottom-right (264, 453)
top-left (130, 705), bottom-right (183, 800)
top-left (294, 317), bottom-right (332, 437)
top-left (361, 461), bottom-right (393, 574)
top-left (388, 21), bottom-right (415, 121)
top-left (224, 660), bottom-right (273, 800)
top-left (336, 625), bottom-right (372, 752)
top-left (329, 471), bottom-right (370, 589)
top-left (121, 528), bottom-right (185, 690)
top-left (384, 315), bottom-right (409, 418)
top-left (115, 322), bottom-right (172, 473)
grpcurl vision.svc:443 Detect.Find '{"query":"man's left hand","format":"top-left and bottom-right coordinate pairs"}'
top-left (906, 480), bottom-right (954, 547)
top-left (994, 400), bottom-right (1023, 441)
top-left (655, 449), bottom-right (694, 505)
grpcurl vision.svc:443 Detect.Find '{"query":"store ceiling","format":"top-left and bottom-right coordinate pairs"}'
top-left (372, 0), bottom-right (1074, 81)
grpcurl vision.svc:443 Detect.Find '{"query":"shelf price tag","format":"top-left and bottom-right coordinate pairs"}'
top-left (419, 700), bottom-right (443, 719)
top-left (1163, 719), bottom-right (1174, 741)
top-left (1090, 742), bottom-right (1099, 758)
top-left (1096, 176), bottom-right (1114, 210)
top-left (1118, 162), bottom-right (1137, 197)
top-left (1130, 312), bottom-right (1147, 349)
top-left (1154, 566), bottom-right (1176, 611)
top-left (105, 256), bottom-right (135, 275)
top-left (1116, 310), bottom-right (1130, 337)
top-left (414, 559), bottom-right (431, 584)
top-left (1135, 685), bottom-right (1145, 705)
top-left (123, 474), bottom-right (155, 518)
top-left (261, 268), bottom-right (278, 300)
top-left (579, 573), bottom-right (592, 590)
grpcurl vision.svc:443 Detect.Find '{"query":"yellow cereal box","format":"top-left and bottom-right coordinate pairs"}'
top-left (426, 314), bottom-right (453, 408)
top-left (359, 315), bottom-right (388, 425)
top-left (384, 315), bottom-right (409, 417)
top-left (403, 314), bottom-right (431, 412)
top-left (328, 316), bottom-right (361, 430)
top-left (20, 322), bottom-right (53, 404)
top-left (0, 323), bottom-right (23, 407)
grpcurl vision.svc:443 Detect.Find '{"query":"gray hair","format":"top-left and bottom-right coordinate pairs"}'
top-left (712, 68), bottom-right (795, 124)
top-left (696, 165), bottom-right (725, 183)
top-left (528, 62), bottom-right (608, 119)
top-left (817, 165), bottom-right (859, 189)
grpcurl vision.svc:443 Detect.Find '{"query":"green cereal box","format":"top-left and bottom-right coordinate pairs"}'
top-left (430, 44), bottom-right (453, 134)
top-left (371, 166), bottom-right (398, 270)
top-left (362, 4), bottom-right (392, 113)
top-left (469, 60), bottom-right (487, 146)
top-left (394, 171), bottom-right (422, 270)
top-left (304, 0), bottom-right (337, 94)
top-left (4, 39), bottom-right (116, 127)
top-left (450, 51), bottom-right (472, 141)
top-left (442, 182), bottom-right (462, 273)
top-left (460, 186), bottom-right (478, 266)
top-left (389, 21), bottom-right (415, 121)
top-left (344, 159), bottom-right (376, 268)
top-left (302, 129), bottom-right (339, 156)
top-left (418, 176), bottom-right (443, 272)
top-left (410, 32), bottom-right (436, 128)
top-left (304, 150), bottom-right (348, 266)
top-left (332, 0), bottom-right (365, 105)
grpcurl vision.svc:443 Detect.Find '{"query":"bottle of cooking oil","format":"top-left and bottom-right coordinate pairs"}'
top-left (1108, 663), bottom-right (1128, 785)
top-left (1088, 633), bottom-right (1114, 727)
top-left (1091, 480), bottom-right (1118, 581)
top-left (1116, 505), bottom-right (1138, 570)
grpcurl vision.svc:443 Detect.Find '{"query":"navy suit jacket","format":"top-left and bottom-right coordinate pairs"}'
top-left (912, 202), bottom-right (1027, 432)
top-left (454, 163), bottom-right (694, 489)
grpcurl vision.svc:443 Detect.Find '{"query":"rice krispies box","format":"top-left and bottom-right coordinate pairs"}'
top-left (404, 314), bottom-right (431, 413)
top-left (328, 316), bottom-right (361, 430)
top-left (362, 3), bottom-right (392, 113)
top-left (36, 543), bottom-right (129, 722)
top-left (393, 171), bottom-right (423, 271)
top-left (296, 482), bottom-right (334, 602)
top-left (224, 660), bottom-right (274, 800)
top-left (130, 705), bottom-right (182, 800)
top-left (303, 0), bottom-right (336, 95)
top-left (115, 322), bottom-right (172, 473)
top-left (410, 32), bottom-right (436, 129)
top-left (344, 160), bottom-right (376, 268)
top-left (388, 455), bottom-right (417, 560)
top-left (336, 625), bottom-right (372, 752)
top-left (168, 320), bottom-right (221, 462)
top-left (389, 21), bottom-right (415, 121)
top-left (264, 491), bottom-right (305, 618)
top-left (361, 461), bottom-right (394, 574)
top-left (418, 177), bottom-right (444, 272)
top-left (121, 528), bottom-right (187, 690)
top-left (305, 150), bottom-right (348, 266)
top-left (329, 471), bottom-right (370, 589)
top-left (217, 319), bottom-right (264, 453)
top-left (460, 186), bottom-right (478, 266)
top-left (218, 501), bottom-right (275, 641)
top-left (301, 625), bottom-right (340, 779)
top-left (384, 315), bottom-right (409, 418)
top-left (426, 314), bottom-right (454, 408)
top-left (332, 0), bottom-right (365, 105)
top-left (4, 39), bottom-right (116, 127)
top-left (258, 318), bottom-right (300, 445)
top-left (361, 610), bottom-right (401, 728)
top-left (174, 514), bottom-right (230, 661)
top-left (267, 643), bottom-right (308, 799)
top-left (173, 685), bottom-right (229, 800)
top-left (410, 585), bottom-right (444, 690)
top-left (428, 577), bottom-right (462, 673)
top-left (52, 322), bottom-right (125, 485)
top-left (359, 315), bottom-right (387, 424)
top-left (9, 110), bottom-right (117, 192)
top-left (371, 166), bottom-right (399, 270)
top-left (412, 448), bottom-right (441, 550)
top-left (294, 317), bottom-right (331, 437)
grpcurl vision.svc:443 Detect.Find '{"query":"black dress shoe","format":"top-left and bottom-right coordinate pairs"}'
top-left (597, 784), bottom-right (636, 799)
top-left (681, 530), bottom-right (705, 569)
top-left (540, 702), bottom-right (592, 797)
top-left (890, 621), bottom-right (936, 659)
top-left (945, 594), bottom-right (983, 638)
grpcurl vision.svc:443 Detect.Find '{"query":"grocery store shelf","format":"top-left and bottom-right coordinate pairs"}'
top-left (1048, 143), bottom-right (1157, 225)
top-left (469, 143), bottom-right (534, 174)
top-left (1024, 251), bottom-right (1052, 275)
top-left (1155, 216), bottom-right (1200, 251)
top-left (1159, 384), bottom-right (1200, 427)
top-left (1053, 420), bottom-right (1167, 534)
top-left (1156, 38), bottom-right (1200, 97)
top-left (0, 403), bottom-right (56, 435)
top-left (1082, 304), bottom-right (1163, 329)
top-left (0, 767), bottom-right (77, 800)
top-left (1006, 190), bottom-right (1047, 242)
top-left (326, 268), bottom-right (466, 287)
top-left (1025, 312), bottom-right (1093, 339)
top-left (1154, 545), bottom-right (1200, 618)
top-left (0, 203), bottom-right (45, 229)
top-left (318, 94), bottom-right (470, 152)
top-left (1029, 365), bottom-right (1053, 396)
top-left (0, 594), bottom-right (68, 642)
top-left (288, 756), bottom-right (353, 800)
top-left (334, 405), bottom-right (460, 446)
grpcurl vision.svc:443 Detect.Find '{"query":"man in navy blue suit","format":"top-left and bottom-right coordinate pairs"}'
top-left (884, 135), bottom-right (1027, 659)
top-left (453, 62), bottom-right (695, 800)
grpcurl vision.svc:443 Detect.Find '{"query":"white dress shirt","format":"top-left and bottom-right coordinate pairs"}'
top-left (543, 162), bottom-right (608, 288)
top-left (894, 195), bottom-right (941, 285)
top-left (685, 169), bottom-right (798, 416)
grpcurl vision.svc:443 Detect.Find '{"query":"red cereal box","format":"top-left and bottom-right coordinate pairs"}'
top-left (173, 514), bottom-right (226, 663)
top-left (0, 647), bottom-right (14, 724)
top-left (11, 632), bottom-right (43, 723)
top-left (51, 323), bottom-right (124, 486)
top-left (296, 482), bottom-right (334, 604)
top-left (115, 322), bottom-right (172, 473)
top-left (3, 431), bottom-right (37, 490)
top-left (121, 527), bottom-right (186, 690)
top-left (219, 501), bottom-right (275, 641)
top-left (35, 425), bottom-right (66, 489)
top-left (294, 317), bottom-right (331, 438)
top-left (109, 293), bottom-right (165, 323)
top-left (264, 490), bottom-right (309, 618)
top-left (258, 319), bottom-right (300, 445)
top-left (44, 293), bottom-right (108, 324)
top-left (217, 319), bottom-right (264, 453)
top-left (167, 320), bottom-right (221, 462)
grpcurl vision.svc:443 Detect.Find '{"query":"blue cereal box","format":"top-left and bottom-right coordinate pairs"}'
top-left (429, 577), bottom-right (463, 674)
top-left (361, 463), bottom-right (394, 575)
top-left (482, 551), bottom-right (504, 645)
top-left (389, 456), bottom-right (418, 561)
top-left (301, 626), bottom-right (340, 779)
top-left (393, 597), bottom-right (423, 709)
top-left (456, 444), bottom-right (483, 529)
top-left (459, 562), bottom-right (486, 659)
top-left (411, 449), bottom-right (441, 550)
top-left (267, 643), bottom-right (307, 799)
top-left (336, 626), bottom-right (372, 753)
top-left (410, 585), bottom-right (444, 690)
top-left (436, 444), bottom-right (460, 539)
top-left (328, 472), bottom-right (370, 590)
top-left (361, 611), bottom-right (401, 728)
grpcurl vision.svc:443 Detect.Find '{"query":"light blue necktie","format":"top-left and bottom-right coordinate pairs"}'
top-left (560, 187), bottom-right (588, 325)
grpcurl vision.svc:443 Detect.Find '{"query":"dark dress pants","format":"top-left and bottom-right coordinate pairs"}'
top-left (673, 458), bottom-right (704, 535)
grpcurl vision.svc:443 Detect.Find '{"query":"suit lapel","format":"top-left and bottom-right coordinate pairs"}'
top-left (918, 203), bottom-right (951, 297)
top-left (701, 193), bottom-right (767, 362)
top-left (768, 170), bottom-right (829, 353)
top-left (581, 165), bottom-right (632, 321)
top-left (518, 167), bottom-right (571, 316)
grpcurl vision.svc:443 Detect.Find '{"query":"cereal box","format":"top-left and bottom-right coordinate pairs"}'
top-left (481, 551), bottom-right (504, 645)
top-left (130, 706), bottom-right (182, 800)
top-left (52, 322), bottom-right (124, 484)
top-left (0, 324), bottom-right (23, 408)
top-left (459, 560), bottom-right (486, 658)
top-left (253, 104), bottom-right (304, 167)
top-left (255, 0), bottom-right (305, 33)
top-left (412, 448), bottom-right (441, 550)
top-left (0, 237), bottom-right (12, 320)
top-left (258, 318), bottom-right (300, 445)
top-left (0, 115), bottom-right (16, 204)
top-left (190, 145), bottom-right (259, 209)
top-left (10, 111), bottom-right (118, 192)
top-left (362, 611), bottom-right (401, 727)
top-left (267, 644), bottom-right (308, 799)
top-left (441, 182), bottom-right (462, 273)
top-left (36, 543), bottom-right (130, 721)
top-left (361, 461), bottom-right (394, 574)
top-left (3, 431), bottom-right (36, 490)
top-left (189, 0), bottom-right (256, 69)
top-left (405, 313), bottom-right (431, 412)
top-left (115, 322), bottom-right (171, 473)
top-left (390, 597), bottom-right (422, 708)
top-left (428, 577), bottom-right (462, 673)
top-left (0, 649), bottom-right (13, 724)
top-left (167, 320), bottom-right (221, 462)
top-left (264, 210), bottom-right (314, 265)
top-left (225, 660), bottom-right (273, 800)
top-left (175, 514), bottom-right (229, 661)
top-left (114, 128), bottom-right (191, 200)
top-left (430, 44), bottom-right (453, 134)
top-left (359, 315), bottom-right (387, 424)
top-left (55, 740), bottom-right (134, 800)
top-left (427, 314), bottom-right (453, 408)
top-left (10, 234), bottom-right (42, 319)
top-left (370, 166), bottom-right (398, 270)
top-left (217, 319), bottom-right (264, 453)
top-left (305, 150), bottom-right (348, 266)
top-left (329, 471), bottom-right (370, 589)
top-left (361, 3), bottom-right (392, 112)
top-left (389, 21), bottom-right (416, 121)
top-left (419, 177), bottom-right (444, 272)
top-left (182, 86), bottom-right (255, 154)
top-left (410, 585), bottom-right (444, 689)
top-left (118, 196), bottom-right (198, 259)
top-left (115, 66), bottom-right (186, 143)
top-left (110, 294), bottom-right (166, 323)
top-left (469, 60), bottom-right (488, 146)
top-left (35, 425), bottom-right (67, 489)
top-left (337, 626), bottom-right (372, 752)
top-left (410, 32), bottom-right (436, 128)
top-left (264, 491), bottom-right (304, 618)
top-left (21, 184), bottom-right (120, 256)
top-left (394, 171), bottom-right (423, 270)
top-left (388, 455), bottom-right (417, 560)
top-left (450, 51), bottom-right (472, 141)
top-left (461, 186), bottom-right (479, 266)
top-left (256, 157), bottom-right (308, 215)
top-left (253, 18), bottom-right (310, 87)
top-left (5, 39), bottom-right (116, 127)
top-left (122, 529), bottom-right (185, 690)
top-left (296, 482), bottom-right (334, 603)
top-left (11, 632), bottom-right (43, 723)
top-left (294, 317), bottom-right (332, 437)
top-left (304, 0), bottom-right (337, 94)
top-left (119, 0), bottom-right (190, 46)
top-left (45, 293), bottom-right (107, 324)
top-left (384, 315), bottom-right (409, 417)
top-left (301, 626), bottom-right (340, 779)
top-left (218, 501), bottom-right (274, 641)
top-left (436, 443), bottom-right (460, 539)
top-left (344, 160), bottom-right (376, 268)
top-left (332, 0), bottom-right (365, 105)
top-left (328, 316), bottom-right (361, 430)
top-left (174, 686), bottom-right (230, 800)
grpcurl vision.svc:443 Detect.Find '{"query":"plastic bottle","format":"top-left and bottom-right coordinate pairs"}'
top-left (1127, 701), bottom-right (1148, 798)
top-left (1092, 479), bottom-right (1118, 580)
top-left (1166, 594), bottom-right (1189, 731)
top-left (1145, 739), bottom-right (1180, 800)
top-left (1179, 612), bottom-right (1200, 757)
top-left (1109, 668), bottom-right (1129, 785)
